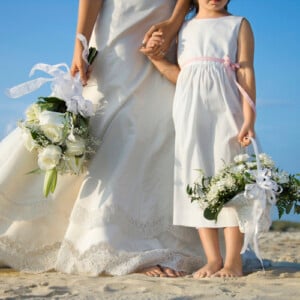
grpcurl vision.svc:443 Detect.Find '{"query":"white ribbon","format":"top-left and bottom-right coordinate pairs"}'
top-left (6, 34), bottom-right (94, 118)
top-left (240, 137), bottom-right (282, 268)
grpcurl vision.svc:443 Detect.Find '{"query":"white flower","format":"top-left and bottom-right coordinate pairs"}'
top-left (234, 154), bottom-right (249, 163)
top-left (246, 161), bottom-right (257, 169)
top-left (41, 125), bottom-right (64, 144)
top-left (38, 145), bottom-right (62, 170)
top-left (65, 135), bottom-right (86, 156)
top-left (38, 110), bottom-right (65, 127)
top-left (22, 129), bottom-right (36, 152)
top-left (39, 111), bottom-right (65, 143)
top-left (64, 155), bottom-right (84, 174)
top-left (276, 171), bottom-right (289, 184)
top-left (259, 153), bottom-right (275, 168)
top-left (25, 103), bottom-right (41, 123)
top-left (231, 164), bottom-right (245, 174)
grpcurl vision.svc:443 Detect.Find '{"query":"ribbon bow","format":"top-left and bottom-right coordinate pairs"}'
top-left (240, 138), bottom-right (282, 268)
top-left (6, 34), bottom-right (94, 118)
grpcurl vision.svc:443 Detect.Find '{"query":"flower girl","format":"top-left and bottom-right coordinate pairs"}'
top-left (143, 0), bottom-right (257, 277)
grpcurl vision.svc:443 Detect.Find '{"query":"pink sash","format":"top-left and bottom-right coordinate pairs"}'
top-left (181, 56), bottom-right (256, 113)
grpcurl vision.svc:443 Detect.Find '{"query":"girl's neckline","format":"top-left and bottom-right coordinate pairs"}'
top-left (193, 15), bottom-right (233, 21)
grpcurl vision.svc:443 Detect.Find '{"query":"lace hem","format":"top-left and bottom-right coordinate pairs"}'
top-left (0, 236), bottom-right (60, 272)
top-left (56, 239), bottom-right (202, 276)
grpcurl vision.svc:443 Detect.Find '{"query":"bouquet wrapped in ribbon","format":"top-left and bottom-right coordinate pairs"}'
top-left (187, 138), bottom-right (300, 264)
top-left (6, 34), bottom-right (98, 197)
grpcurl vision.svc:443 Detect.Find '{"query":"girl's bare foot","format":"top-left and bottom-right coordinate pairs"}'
top-left (212, 266), bottom-right (243, 277)
top-left (193, 260), bottom-right (223, 278)
top-left (213, 257), bottom-right (243, 278)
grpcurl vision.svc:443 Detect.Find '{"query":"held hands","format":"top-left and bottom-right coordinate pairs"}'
top-left (140, 19), bottom-right (177, 59)
top-left (140, 31), bottom-right (165, 59)
top-left (238, 122), bottom-right (255, 147)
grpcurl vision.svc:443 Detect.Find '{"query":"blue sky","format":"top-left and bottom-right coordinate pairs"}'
top-left (0, 1), bottom-right (299, 222)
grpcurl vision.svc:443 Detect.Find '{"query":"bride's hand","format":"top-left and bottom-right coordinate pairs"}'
top-left (141, 19), bottom-right (177, 59)
top-left (70, 41), bottom-right (91, 86)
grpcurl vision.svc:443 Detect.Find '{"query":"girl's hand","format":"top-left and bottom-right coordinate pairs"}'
top-left (141, 19), bottom-right (176, 59)
top-left (70, 41), bottom-right (92, 86)
top-left (238, 122), bottom-right (255, 147)
top-left (140, 31), bottom-right (165, 58)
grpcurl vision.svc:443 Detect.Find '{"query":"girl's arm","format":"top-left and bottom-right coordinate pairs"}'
top-left (143, 32), bottom-right (180, 84)
top-left (71, 0), bottom-right (103, 85)
top-left (141, 0), bottom-right (190, 58)
top-left (236, 18), bottom-right (256, 147)
top-left (149, 57), bottom-right (180, 84)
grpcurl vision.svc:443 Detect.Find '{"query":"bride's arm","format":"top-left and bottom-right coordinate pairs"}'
top-left (71, 0), bottom-right (103, 85)
top-left (141, 0), bottom-right (190, 58)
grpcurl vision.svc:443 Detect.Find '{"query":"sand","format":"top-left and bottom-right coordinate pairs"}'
top-left (0, 230), bottom-right (299, 300)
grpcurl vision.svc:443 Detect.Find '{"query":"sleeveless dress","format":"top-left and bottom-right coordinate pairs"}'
top-left (173, 16), bottom-right (248, 228)
top-left (0, 0), bottom-right (203, 275)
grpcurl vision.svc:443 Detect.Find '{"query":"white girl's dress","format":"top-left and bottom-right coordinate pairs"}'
top-left (173, 16), bottom-right (250, 228)
top-left (0, 0), bottom-right (203, 275)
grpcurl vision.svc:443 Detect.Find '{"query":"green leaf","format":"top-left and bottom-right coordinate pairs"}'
top-left (25, 168), bottom-right (42, 175)
top-left (88, 47), bottom-right (98, 64)
top-left (43, 169), bottom-right (58, 197)
top-left (203, 207), bottom-right (218, 221)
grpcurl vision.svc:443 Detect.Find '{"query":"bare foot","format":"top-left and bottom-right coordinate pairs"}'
top-left (137, 265), bottom-right (185, 277)
top-left (160, 266), bottom-right (187, 278)
top-left (212, 266), bottom-right (243, 278)
top-left (137, 265), bottom-right (165, 277)
top-left (193, 260), bottom-right (223, 278)
top-left (212, 258), bottom-right (243, 278)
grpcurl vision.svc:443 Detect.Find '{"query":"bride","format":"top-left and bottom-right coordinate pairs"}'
top-left (0, 0), bottom-right (203, 277)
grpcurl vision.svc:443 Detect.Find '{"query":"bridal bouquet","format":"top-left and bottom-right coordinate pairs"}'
top-left (187, 147), bottom-right (300, 222)
top-left (7, 34), bottom-right (98, 197)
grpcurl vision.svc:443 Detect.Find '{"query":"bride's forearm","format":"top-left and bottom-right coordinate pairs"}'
top-left (168, 0), bottom-right (191, 31)
top-left (75, 0), bottom-right (103, 43)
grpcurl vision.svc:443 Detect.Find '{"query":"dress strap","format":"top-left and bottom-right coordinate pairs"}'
top-left (181, 56), bottom-right (256, 113)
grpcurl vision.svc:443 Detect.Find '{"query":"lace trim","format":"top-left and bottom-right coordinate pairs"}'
top-left (56, 239), bottom-right (202, 276)
top-left (226, 193), bottom-right (272, 233)
top-left (0, 236), bottom-right (60, 272)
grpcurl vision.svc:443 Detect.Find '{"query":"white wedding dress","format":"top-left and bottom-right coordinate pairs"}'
top-left (0, 0), bottom-right (203, 275)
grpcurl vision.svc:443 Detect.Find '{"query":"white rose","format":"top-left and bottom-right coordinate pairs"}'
top-left (39, 111), bottom-right (66, 143)
top-left (41, 125), bottom-right (64, 143)
top-left (38, 145), bottom-right (62, 170)
top-left (66, 135), bottom-right (86, 156)
top-left (38, 111), bottom-right (65, 127)
top-left (22, 129), bottom-right (36, 152)
top-left (25, 104), bottom-right (41, 123)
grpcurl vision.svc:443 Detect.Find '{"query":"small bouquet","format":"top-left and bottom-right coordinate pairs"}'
top-left (187, 147), bottom-right (300, 222)
top-left (186, 138), bottom-right (300, 264)
top-left (7, 34), bottom-right (98, 197)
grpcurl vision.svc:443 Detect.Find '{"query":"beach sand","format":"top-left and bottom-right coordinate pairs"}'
top-left (0, 229), bottom-right (299, 300)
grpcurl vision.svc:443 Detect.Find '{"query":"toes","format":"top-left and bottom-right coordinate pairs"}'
top-left (138, 265), bottom-right (164, 277)
top-left (161, 267), bottom-right (177, 277)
